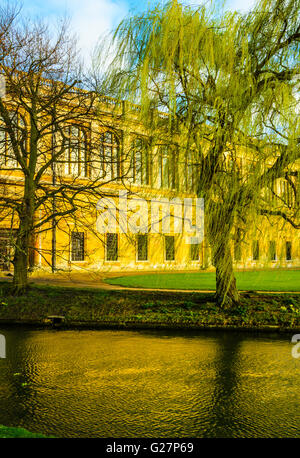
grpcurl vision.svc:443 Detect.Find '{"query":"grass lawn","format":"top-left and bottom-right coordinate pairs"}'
top-left (106, 270), bottom-right (300, 292)
top-left (0, 425), bottom-right (47, 438)
top-left (0, 281), bottom-right (299, 329)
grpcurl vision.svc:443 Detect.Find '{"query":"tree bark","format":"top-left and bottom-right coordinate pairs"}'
top-left (206, 201), bottom-right (240, 308)
top-left (13, 220), bottom-right (30, 294)
top-left (213, 240), bottom-right (239, 308)
top-left (13, 176), bottom-right (35, 294)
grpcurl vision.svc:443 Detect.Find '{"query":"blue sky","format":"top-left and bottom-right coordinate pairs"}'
top-left (7, 0), bottom-right (257, 64)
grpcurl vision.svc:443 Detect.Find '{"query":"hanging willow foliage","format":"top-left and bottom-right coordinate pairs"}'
top-left (96, 0), bottom-right (300, 307)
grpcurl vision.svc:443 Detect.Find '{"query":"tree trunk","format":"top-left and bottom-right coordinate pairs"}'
top-left (13, 180), bottom-right (35, 295)
top-left (213, 241), bottom-right (239, 308)
top-left (13, 233), bottom-right (29, 295)
top-left (206, 201), bottom-right (240, 308)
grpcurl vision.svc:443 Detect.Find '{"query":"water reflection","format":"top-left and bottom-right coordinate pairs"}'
top-left (206, 333), bottom-right (243, 437)
top-left (0, 328), bottom-right (299, 437)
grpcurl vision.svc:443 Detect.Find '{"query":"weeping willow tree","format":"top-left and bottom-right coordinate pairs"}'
top-left (96, 0), bottom-right (300, 307)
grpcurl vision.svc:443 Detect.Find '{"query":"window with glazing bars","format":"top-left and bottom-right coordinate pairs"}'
top-left (185, 150), bottom-right (196, 192)
top-left (158, 146), bottom-right (175, 189)
top-left (0, 112), bottom-right (26, 168)
top-left (137, 234), bottom-right (148, 261)
top-left (190, 243), bottom-right (200, 261)
top-left (131, 137), bottom-right (150, 185)
top-left (286, 241), bottom-right (292, 261)
top-left (106, 233), bottom-right (118, 261)
top-left (165, 235), bottom-right (175, 261)
top-left (100, 131), bottom-right (120, 180)
top-left (269, 241), bottom-right (276, 261)
top-left (71, 232), bottom-right (85, 261)
top-left (64, 125), bottom-right (87, 177)
top-left (282, 180), bottom-right (293, 207)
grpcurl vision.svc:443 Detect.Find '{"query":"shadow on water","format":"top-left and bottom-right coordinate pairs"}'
top-left (205, 333), bottom-right (244, 437)
top-left (0, 327), bottom-right (299, 438)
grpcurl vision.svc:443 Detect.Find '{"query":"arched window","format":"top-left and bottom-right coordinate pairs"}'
top-left (100, 131), bottom-right (120, 180)
top-left (0, 112), bottom-right (26, 168)
top-left (64, 125), bottom-right (87, 177)
top-left (185, 149), bottom-right (196, 192)
top-left (281, 173), bottom-right (298, 208)
top-left (131, 137), bottom-right (150, 185)
top-left (158, 145), bottom-right (176, 189)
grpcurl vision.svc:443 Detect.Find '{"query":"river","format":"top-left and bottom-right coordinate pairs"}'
top-left (0, 327), bottom-right (299, 437)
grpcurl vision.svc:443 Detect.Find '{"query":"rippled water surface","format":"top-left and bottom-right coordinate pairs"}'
top-left (0, 328), bottom-right (299, 437)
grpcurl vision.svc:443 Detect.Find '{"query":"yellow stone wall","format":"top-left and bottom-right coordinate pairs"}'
top-left (0, 96), bottom-right (299, 273)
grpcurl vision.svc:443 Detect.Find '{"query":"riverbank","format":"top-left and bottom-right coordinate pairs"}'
top-left (0, 425), bottom-right (47, 438)
top-left (0, 281), bottom-right (299, 332)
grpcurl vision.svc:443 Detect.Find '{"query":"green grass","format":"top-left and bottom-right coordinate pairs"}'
top-left (0, 281), bottom-right (299, 329)
top-left (106, 270), bottom-right (300, 292)
top-left (0, 425), bottom-right (48, 438)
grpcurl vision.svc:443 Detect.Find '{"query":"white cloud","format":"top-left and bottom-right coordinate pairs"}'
top-left (225, 0), bottom-right (257, 13)
top-left (20, 0), bottom-right (129, 67)
top-left (63, 0), bottom-right (128, 65)
top-left (19, 0), bottom-right (258, 68)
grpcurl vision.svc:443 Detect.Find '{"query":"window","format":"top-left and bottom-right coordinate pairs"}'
top-left (0, 229), bottom-right (15, 271)
top-left (71, 232), bottom-right (85, 261)
top-left (158, 146), bottom-right (175, 189)
top-left (131, 137), bottom-right (150, 185)
top-left (190, 243), bottom-right (200, 261)
top-left (252, 240), bottom-right (259, 261)
top-left (106, 233), bottom-right (118, 261)
top-left (269, 241), bottom-right (276, 261)
top-left (282, 179), bottom-right (293, 207)
top-left (137, 234), bottom-right (148, 261)
top-left (165, 235), bottom-right (175, 261)
top-left (64, 126), bottom-right (87, 177)
top-left (286, 241), bottom-right (292, 261)
top-left (185, 150), bottom-right (197, 192)
top-left (0, 112), bottom-right (26, 168)
top-left (281, 173), bottom-right (298, 208)
top-left (100, 131), bottom-right (120, 180)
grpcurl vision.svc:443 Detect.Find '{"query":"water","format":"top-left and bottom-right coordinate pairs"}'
top-left (0, 327), bottom-right (299, 438)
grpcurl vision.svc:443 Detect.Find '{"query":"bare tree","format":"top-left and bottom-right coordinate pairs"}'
top-left (0, 12), bottom-right (129, 293)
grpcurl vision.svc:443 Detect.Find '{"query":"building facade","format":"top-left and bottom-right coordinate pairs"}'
top-left (0, 94), bottom-right (299, 274)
